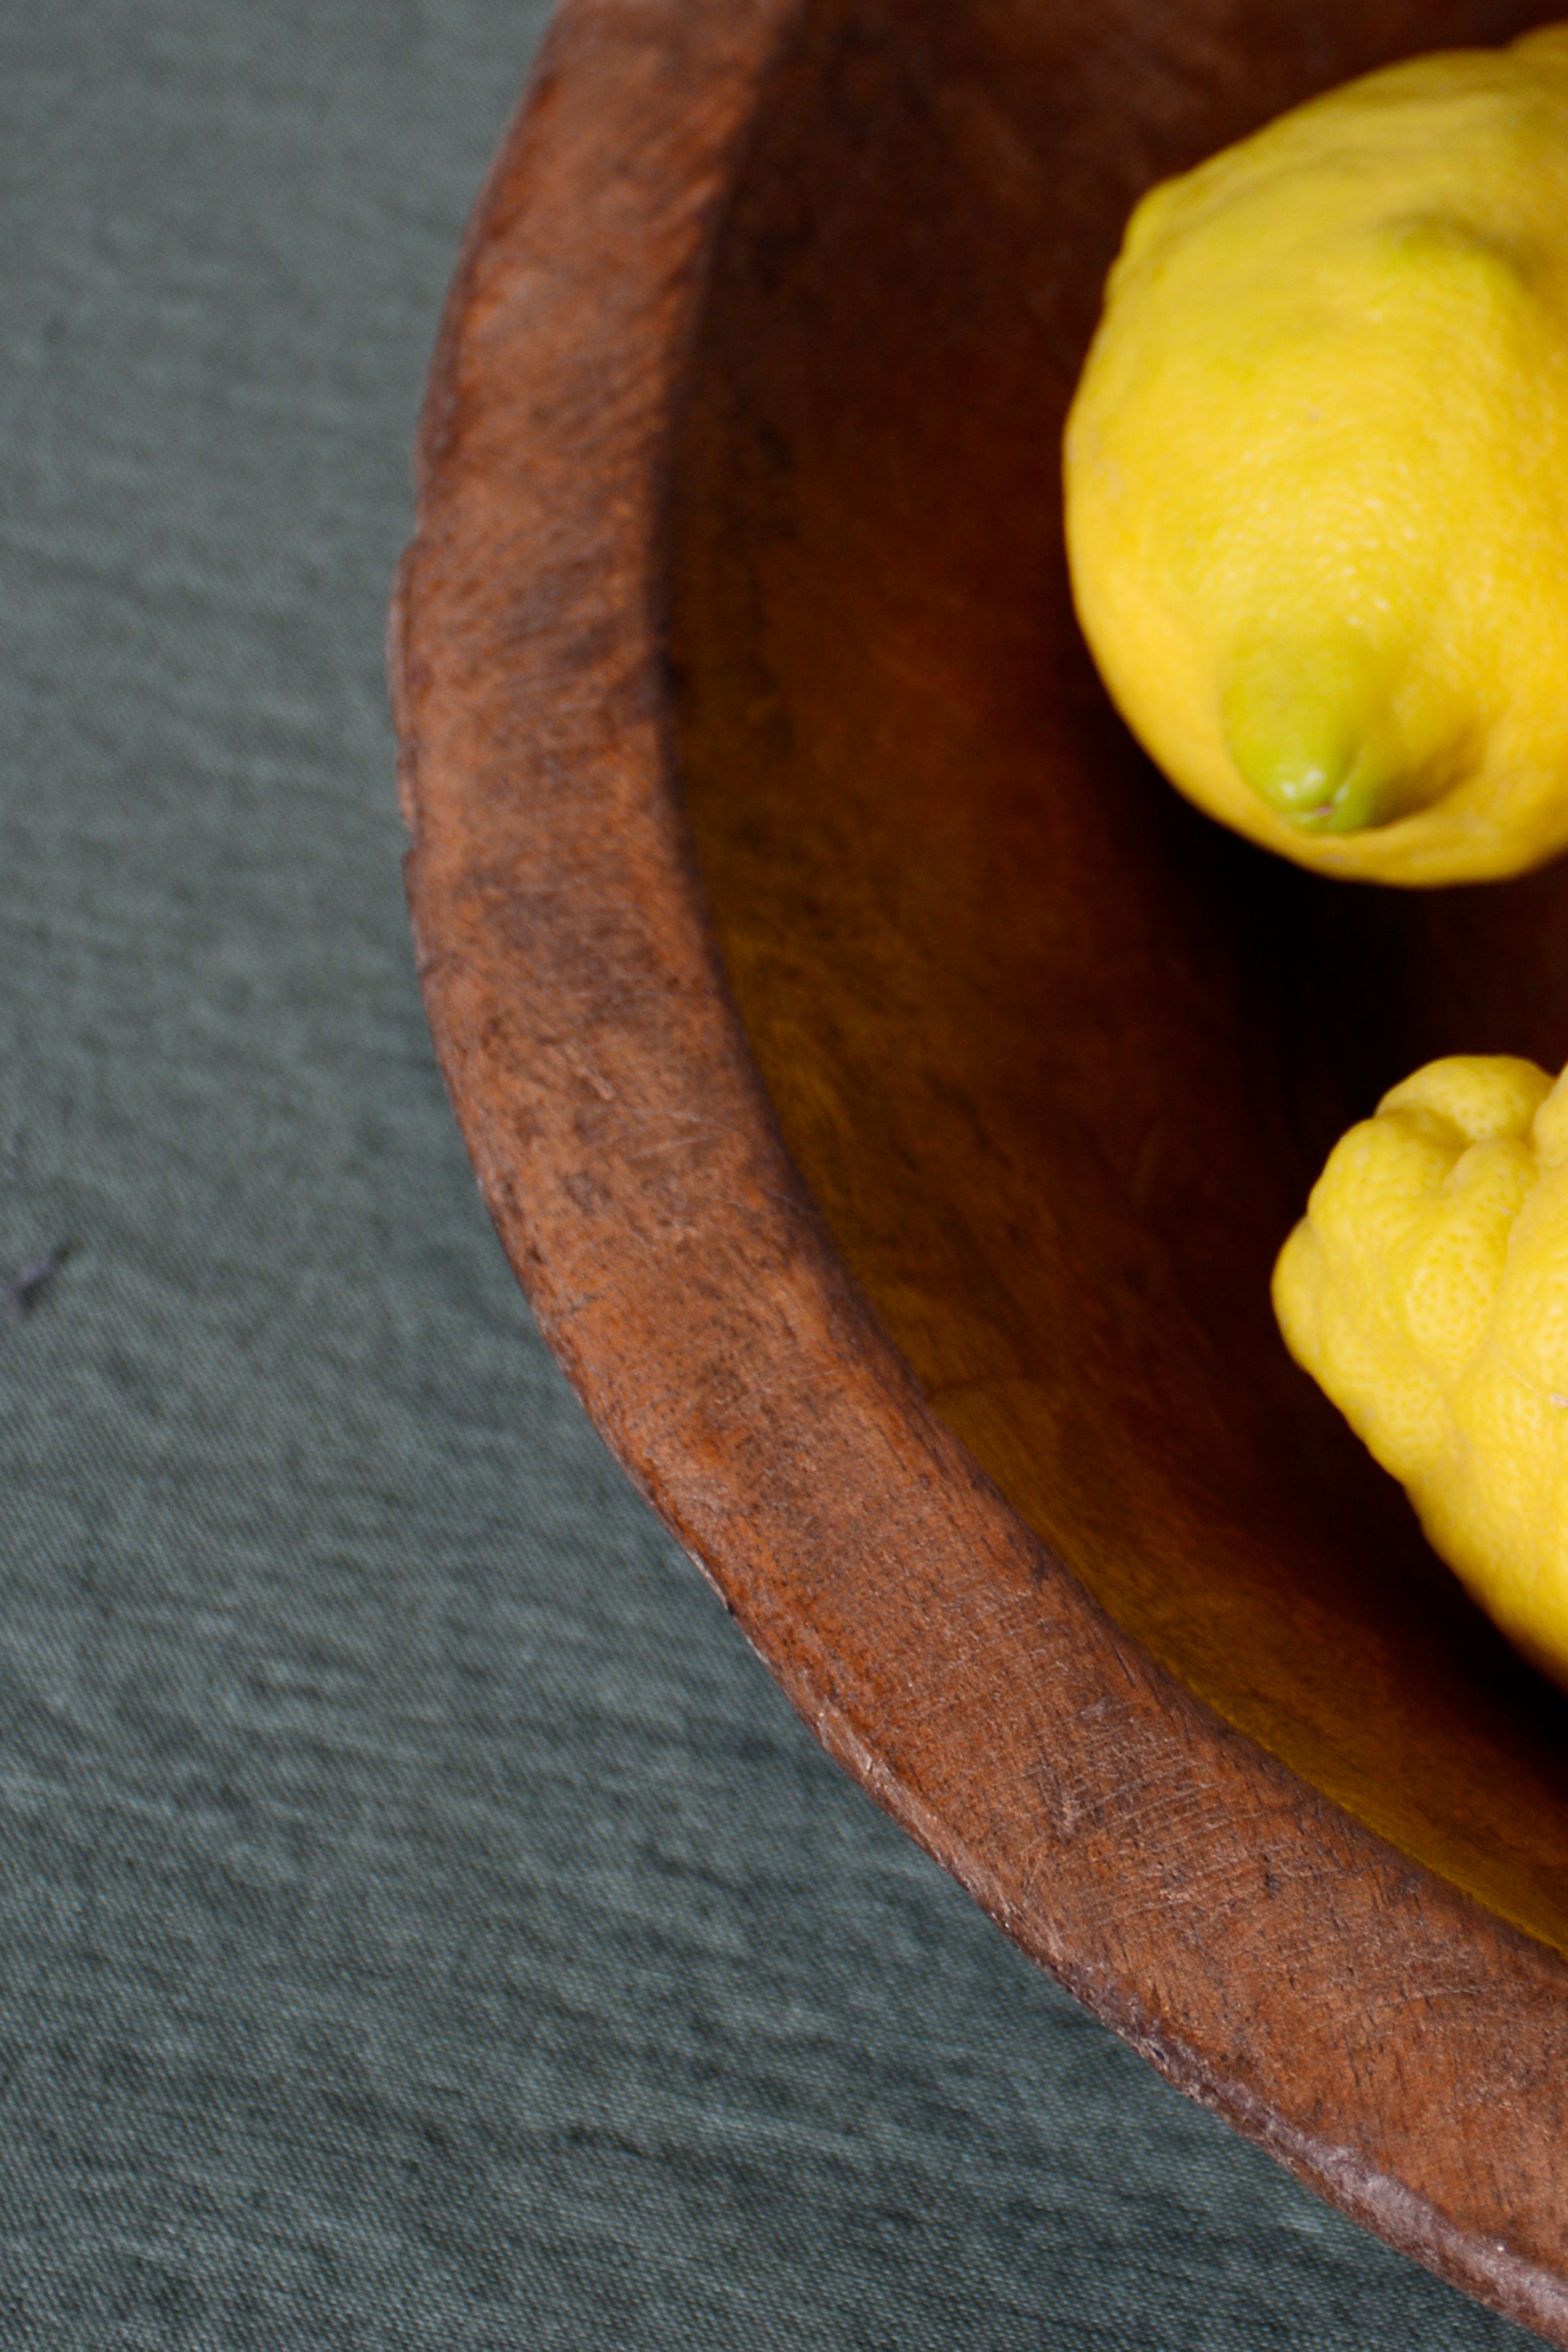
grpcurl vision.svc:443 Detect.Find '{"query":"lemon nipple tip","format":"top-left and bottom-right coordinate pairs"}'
top-left (1221, 636), bottom-right (1402, 836)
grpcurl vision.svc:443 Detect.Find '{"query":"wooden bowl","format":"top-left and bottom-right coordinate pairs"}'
top-left (390, 0), bottom-right (1568, 2335)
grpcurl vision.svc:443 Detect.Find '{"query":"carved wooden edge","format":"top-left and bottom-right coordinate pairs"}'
top-left (388, 1), bottom-right (1568, 2335)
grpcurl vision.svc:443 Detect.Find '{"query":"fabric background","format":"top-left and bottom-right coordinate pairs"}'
top-left (0, 3), bottom-right (1543, 2344)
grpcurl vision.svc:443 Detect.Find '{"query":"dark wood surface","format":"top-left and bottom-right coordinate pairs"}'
top-left (392, 1), bottom-right (1568, 2337)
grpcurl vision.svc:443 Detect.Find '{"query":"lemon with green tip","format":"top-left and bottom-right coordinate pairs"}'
top-left (1063, 25), bottom-right (1568, 885)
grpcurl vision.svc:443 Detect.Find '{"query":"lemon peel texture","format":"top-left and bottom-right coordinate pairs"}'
top-left (1063, 25), bottom-right (1568, 886)
top-left (1274, 1053), bottom-right (1568, 1686)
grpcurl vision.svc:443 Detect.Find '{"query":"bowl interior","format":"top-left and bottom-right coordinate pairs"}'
top-left (670, 0), bottom-right (1568, 1951)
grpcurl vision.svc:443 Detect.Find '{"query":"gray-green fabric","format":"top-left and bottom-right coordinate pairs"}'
top-left (0, 3), bottom-right (1541, 2344)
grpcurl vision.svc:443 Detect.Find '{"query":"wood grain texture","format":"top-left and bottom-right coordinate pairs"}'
top-left (392, 1), bottom-right (1568, 2337)
top-left (673, 0), bottom-right (1568, 1962)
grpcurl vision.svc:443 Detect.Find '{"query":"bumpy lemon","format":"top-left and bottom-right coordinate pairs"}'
top-left (1274, 1054), bottom-right (1568, 1683)
top-left (1064, 27), bottom-right (1568, 885)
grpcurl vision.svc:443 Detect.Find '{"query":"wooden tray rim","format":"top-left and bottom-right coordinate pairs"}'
top-left (389, 1), bottom-right (1568, 2334)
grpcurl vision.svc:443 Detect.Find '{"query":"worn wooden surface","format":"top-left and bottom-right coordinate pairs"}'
top-left (674, 0), bottom-right (1568, 1957)
top-left (392, 0), bottom-right (1568, 2338)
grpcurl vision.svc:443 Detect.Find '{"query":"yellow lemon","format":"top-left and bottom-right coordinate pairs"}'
top-left (1063, 26), bottom-right (1568, 885)
top-left (1275, 1053), bottom-right (1568, 1684)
